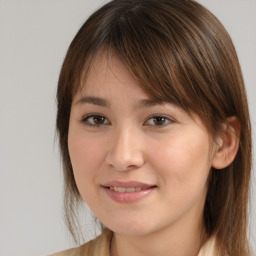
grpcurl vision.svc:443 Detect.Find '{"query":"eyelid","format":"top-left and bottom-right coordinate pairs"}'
top-left (79, 113), bottom-right (174, 127)
top-left (80, 113), bottom-right (110, 127)
top-left (144, 114), bottom-right (174, 127)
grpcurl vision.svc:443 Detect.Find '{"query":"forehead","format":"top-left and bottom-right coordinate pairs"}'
top-left (75, 51), bottom-right (148, 100)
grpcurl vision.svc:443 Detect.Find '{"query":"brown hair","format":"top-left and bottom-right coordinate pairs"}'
top-left (56, 0), bottom-right (252, 255)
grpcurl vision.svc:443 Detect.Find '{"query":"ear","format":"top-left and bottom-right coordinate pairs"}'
top-left (212, 116), bottom-right (241, 169)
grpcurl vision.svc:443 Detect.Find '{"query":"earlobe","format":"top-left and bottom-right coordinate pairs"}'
top-left (212, 116), bottom-right (241, 169)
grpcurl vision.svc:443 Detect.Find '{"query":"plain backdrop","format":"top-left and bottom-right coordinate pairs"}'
top-left (0, 0), bottom-right (255, 255)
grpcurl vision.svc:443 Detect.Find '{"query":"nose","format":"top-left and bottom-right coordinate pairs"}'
top-left (105, 126), bottom-right (145, 171)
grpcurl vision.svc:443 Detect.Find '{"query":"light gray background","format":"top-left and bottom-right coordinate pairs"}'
top-left (0, 0), bottom-right (255, 255)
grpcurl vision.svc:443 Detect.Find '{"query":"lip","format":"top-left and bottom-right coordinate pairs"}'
top-left (101, 181), bottom-right (157, 203)
top-left (102, 180), bottom-right (155, 188)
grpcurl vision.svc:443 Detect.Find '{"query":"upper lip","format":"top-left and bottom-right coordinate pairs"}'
top-left (102, 181), bottom-right (156, 189)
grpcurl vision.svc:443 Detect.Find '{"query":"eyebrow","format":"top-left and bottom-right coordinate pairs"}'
top-left (74, 96), bottom-right (165, 108)
top-left (74, 96), bottom-right (109, 107)
top-left (137, 99), bottom-right (165, 108)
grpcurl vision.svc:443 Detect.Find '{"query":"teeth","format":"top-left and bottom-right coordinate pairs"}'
top-left (110, 186), bottom-right (144, 192)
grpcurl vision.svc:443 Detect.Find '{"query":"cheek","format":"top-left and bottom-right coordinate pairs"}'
top-left (68, 133), bottom-right (106, 192)
top-left (150, 132), bottom-right (211, 193)
top-left (149, 135), bottom-right (211, 220)
top-left (68, 130), bottom-right (104, 168)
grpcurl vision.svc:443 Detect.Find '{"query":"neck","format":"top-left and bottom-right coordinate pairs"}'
top-left (110, 208), bottom-right (207, 256)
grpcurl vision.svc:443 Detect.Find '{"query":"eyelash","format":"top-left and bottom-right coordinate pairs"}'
top-left (80, 114), bottom-right (110, 127)
top-left (144, 115), bottom-right (173, 127)
top-left (80, 114), bottom-right (173, 128)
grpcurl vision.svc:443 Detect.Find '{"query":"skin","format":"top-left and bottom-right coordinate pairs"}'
top-left (68, 52), bottom-right (220, 256)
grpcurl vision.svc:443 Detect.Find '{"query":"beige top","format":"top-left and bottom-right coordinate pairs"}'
top-left (49, 229), bottom-right (217, 256)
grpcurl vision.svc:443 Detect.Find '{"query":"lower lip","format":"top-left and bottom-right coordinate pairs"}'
top-left (103, 187), bottom-right (156, 203)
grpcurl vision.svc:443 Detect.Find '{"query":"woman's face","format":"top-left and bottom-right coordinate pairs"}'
top-left (68, 52), bottom-right (217, 236)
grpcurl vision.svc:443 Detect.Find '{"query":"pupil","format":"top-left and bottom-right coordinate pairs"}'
top-left (94, 116), bottom-right (104, 124)
top-left (154, 117), bottom-right (165, 125)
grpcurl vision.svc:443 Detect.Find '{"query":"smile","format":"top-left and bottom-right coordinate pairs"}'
top-left (109, 186), bottom-right (148, 192)
top-left (102, 181), bottom-right (157, 203)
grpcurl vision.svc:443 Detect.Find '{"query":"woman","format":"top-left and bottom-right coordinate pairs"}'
top-left (51, 0), bottom-right (252, 255)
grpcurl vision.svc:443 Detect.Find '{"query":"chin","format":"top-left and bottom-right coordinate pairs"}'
top-left (111, 227), bottom-right (150, 237)
top-left (103, 218), bottom-right (158, 237)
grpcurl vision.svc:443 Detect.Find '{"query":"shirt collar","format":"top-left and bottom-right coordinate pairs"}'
top-left (198, 236), bottom-right (217, 256)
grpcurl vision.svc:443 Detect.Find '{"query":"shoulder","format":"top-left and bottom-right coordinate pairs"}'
top-left (198, 236), bottom-right (218, 256)
top-left (48, 229), bottom-right (113, 256)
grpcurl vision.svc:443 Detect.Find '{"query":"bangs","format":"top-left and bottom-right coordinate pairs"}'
top-left (71, 0), bottom-right (229, 131)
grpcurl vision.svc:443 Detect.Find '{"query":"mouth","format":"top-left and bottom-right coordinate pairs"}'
top-left (102, 181), bottom-right (157, 203)
top-left (108, 187), bottom-right (152, 193)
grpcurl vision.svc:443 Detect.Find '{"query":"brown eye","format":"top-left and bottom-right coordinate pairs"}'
top-left (81, 114), bottom-right (110, 127)
top-left (93, 115), bottom-right (105, 124)
top-left (153, 116), bottom-right (166, 125)
top-left (144, 115), bottom-right (173, 127)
